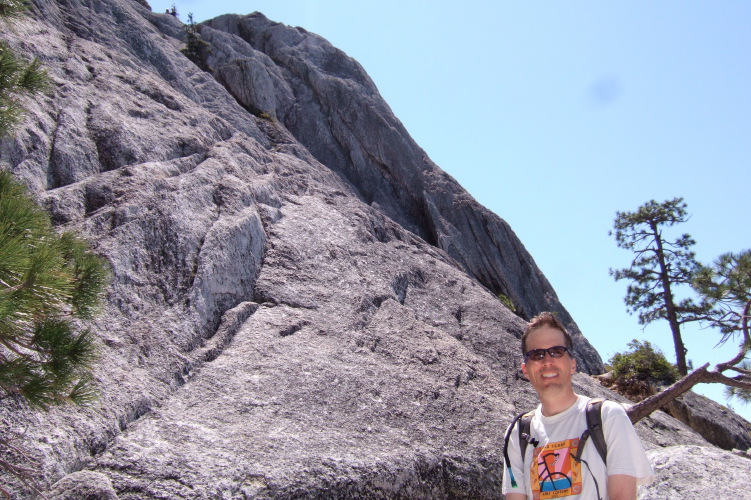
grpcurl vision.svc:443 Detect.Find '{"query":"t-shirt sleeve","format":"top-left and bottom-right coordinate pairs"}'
top-left (602, 402), bottom-right (655, 485)
top-left (502, 420), bottom-right (528, 496)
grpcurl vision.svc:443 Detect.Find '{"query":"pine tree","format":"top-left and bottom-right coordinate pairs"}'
top-left (0, 171), bottom-right (109, 408)
top-left (0, 0), bottom-right (49, 138)
top-left (694, 250), bottom-right (751, 341)
top-left (0, 3), bottom-right (107, 496)
top-left (609, 198), bottom-right (711, 375)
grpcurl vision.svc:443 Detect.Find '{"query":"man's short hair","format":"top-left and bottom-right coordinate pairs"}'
top-left (520, 312), bottom-right (574, 356)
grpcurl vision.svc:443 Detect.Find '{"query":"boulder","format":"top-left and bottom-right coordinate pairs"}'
top-left (663, 390), bottom-right (751, 451)
top-left (47, 471), bottom-right (119, 500)
top-left (639, 445), bottom-right (751, 500)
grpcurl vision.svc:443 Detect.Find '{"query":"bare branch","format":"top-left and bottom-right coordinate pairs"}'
top-left (626, 363), bottom-right (710, 424)
top-left (700, 370), bottom-right (751, 390)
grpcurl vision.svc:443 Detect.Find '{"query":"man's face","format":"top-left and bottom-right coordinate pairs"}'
top-left (521, 327), bottom-right (576, 395)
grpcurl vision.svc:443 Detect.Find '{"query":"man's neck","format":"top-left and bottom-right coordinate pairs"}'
top-left (539, 390), bottom-right (579, 417)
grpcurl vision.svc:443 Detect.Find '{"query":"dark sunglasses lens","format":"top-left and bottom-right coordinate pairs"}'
top-left (528, 349), bottom-right (546, 361)
top-left (549, 346), bottom-right (567, 358)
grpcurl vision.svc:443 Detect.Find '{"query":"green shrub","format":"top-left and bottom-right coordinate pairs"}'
top-left (609, 339), bottom-right (680, 386)
top-left (180, 13), bottom-right (211, 71)
top-left (497, 293), bottom-right (516, 312)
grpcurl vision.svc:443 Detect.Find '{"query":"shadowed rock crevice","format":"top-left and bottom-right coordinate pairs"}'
top-left (392, 270), bottom-right (426, 306)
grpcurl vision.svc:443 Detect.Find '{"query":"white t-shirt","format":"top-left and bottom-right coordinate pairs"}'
top-left (502, 395), bottom-right (654, 500)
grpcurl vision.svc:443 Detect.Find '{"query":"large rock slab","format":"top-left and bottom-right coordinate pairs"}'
top-left (200, 12), bottom-right (603, 373)
top-left (664, 390), bottom-right (751, 451)
top-left (639, 445), bottom-right (751, 500)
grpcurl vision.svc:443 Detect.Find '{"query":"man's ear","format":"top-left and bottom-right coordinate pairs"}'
top-left (570, 357), bottom-right (577, 374)
top-left (521, 362), bottom-right (528, 377)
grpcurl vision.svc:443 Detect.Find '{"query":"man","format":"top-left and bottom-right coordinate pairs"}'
top-left (502, 312), bottom-right (654, 500)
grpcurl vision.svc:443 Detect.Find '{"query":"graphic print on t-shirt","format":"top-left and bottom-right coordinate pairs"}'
top-left (530, 438), bottom-right (582, 499)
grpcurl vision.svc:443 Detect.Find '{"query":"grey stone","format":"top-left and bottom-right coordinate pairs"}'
top-left (200, 12), bottom-right (603, 373)
top-left (47, 471), bottom-right (119, 500)
top-left (639, 445), bottom-right (751, 500)
top-left (663, 390), bottom-right (751, 451)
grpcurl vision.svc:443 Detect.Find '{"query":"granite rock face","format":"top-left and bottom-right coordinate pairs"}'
top-left (47, 471), bottom-right (119, 500)
top-left (198, 12), bottom-right (604, 374)
top-left (663, 390), bottom-right (751, 451)
top-left (639, 445), bottom-right (751, 499)
top-left (0, 0), bottom-right (743, 498)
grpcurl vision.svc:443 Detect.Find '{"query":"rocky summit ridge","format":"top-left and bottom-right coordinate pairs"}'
top-left (1, 1), bottom-right (749, 498)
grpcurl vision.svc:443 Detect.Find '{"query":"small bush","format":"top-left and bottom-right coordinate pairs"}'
top-left (180, 13), bottom-right (211, 71)
top-left (606, 340), bottom-right (680, 401)
top-left (497, 293), bottom-right (516, 312)
top-left (610, 339), bottom-right (680, 385)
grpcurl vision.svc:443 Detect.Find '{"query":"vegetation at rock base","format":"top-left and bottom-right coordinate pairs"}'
top-left (606, 339), bottom-right (680, 401)
top-left (497, 293), bottom-right (516, 312)
top-left (0, 0), bottom-right (26, 20)
top-left (0, 0), bottom-right (49, 138)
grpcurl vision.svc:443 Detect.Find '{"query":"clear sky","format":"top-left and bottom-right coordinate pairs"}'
top-left (149, 0), bottom-right (751, 420)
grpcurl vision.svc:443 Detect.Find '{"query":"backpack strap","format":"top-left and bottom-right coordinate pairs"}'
top-left (503, 410), bottom-right (536, 488)
top-left (573, 397), bottom-right (607, 465)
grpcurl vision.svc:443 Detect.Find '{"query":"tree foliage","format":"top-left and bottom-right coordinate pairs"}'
top-left (694, 250), bottom-right (751, 405)
top-left (694, 250), bottom-right (751, 344)
top-left (0, 4), bottom-right (107, 496)
top-left (724, 360), bottom-right (751, 406)
top-left (0, 0), bottom-right (49, 138)
top-left (0, 171), bottom-right (109, 408)
top-left (180, 12), bottom-right (211, 72)
top-left (609, 197), bottom-right (711, 375)
top-left (605, 339), bottom-right (679, 402)
top-left (0, 0), bottom-right (27, 22)
top-left (609, 339), bottom-right (680, 386)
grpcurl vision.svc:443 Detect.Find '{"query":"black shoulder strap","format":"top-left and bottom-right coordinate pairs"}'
top-left (574, 397), bottom-right (607, 465)
top-left (503, 410), bottom-right (535, 488)
top-left (518, 411), bottom-right (536, 461)
top-left (586, 398), bottom-right (607, 465)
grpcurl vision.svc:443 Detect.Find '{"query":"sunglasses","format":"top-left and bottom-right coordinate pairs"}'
top-left (524, 345), bottom-right (570, 362)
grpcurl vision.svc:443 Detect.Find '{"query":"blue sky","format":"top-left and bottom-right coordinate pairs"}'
top-left (149, 1), bottom-right (751, 419)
